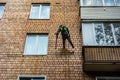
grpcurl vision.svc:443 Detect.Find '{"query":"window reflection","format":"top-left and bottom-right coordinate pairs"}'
top-left (104, 0), bottom-right (115, 6)
top-left (93, 0), bottom-right (103, 6)
top-left (24, 35), bottom-right (37, 54)
top-left (113, 23), bottom-right (120, 45)
top-left (24, 34), bottom-right (48, 55)
top-left (115, 0), bottom-right (120, 6)
top-left (38, 35), bottom-right (48, 54)
top-left (104, 23), bottom-right (115, 45)
top-left (83, 0), bottom-right (93, 6)
top-left (41, 5), bottom-right (50, 19)
top-left (29, 4), bottom-right (50, 19)
top-left (82, 23), bottom-right (120, 46)
top-left (30, 5), bottom-right (40, 19)
top-left (81, 0), bottom-right (120, 6)
top-left (94, 24), bottom-right (105, 45)
top-left (0, 4), bottom-right (5, 19)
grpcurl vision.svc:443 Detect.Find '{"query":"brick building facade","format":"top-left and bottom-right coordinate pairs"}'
top-left (0, 0), bottom-right (120, 80)
top-left (0, 0), bottom-right (82, 80)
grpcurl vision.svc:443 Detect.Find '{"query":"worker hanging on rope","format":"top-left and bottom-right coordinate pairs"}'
top-left (55, 24), bottom-right (74, 49)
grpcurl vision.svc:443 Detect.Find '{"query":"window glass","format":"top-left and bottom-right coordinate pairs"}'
top-left (81, 0), bottom-right (120, 6)
top-left (103, 23), bottom-right (115, 45)
top-left (29, 4), bottom-right (50, 19)
top-left (30, 4), bottom-right (40, 19)
top-left (113, 23), bottom-right (120, 45)
top-left (115, 0), bottom-right (120, 6)
top-left (82, 23), bottom-right (95, 45)
top-left (97, 77), bottom-right (120, 80)
top-left (37, 35), bottom-right (48, 55)
top-left (94, 23), bottom-right (105, 45)
top-left (24, 34), bottom-right (48, 55)
top-left (40, 5), bottom-right (50, 19)
top-left (104, 0), bottom-right (115, 6)
top-left (0, 4), bottom-right (5, 19)
top-left (93, 0), bottom-right (103, 6)
top-left (82, 23), bottom-right (120, 46)
top-left (83, 0), bottom-right (93, 6)
top-left (19, 76), bottom-right (46, 80)
top-left (24, 35), bottom-right (37, 54)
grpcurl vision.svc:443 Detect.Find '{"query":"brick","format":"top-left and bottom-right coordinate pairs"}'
top-left (0, 0), bottom-right (83, 80)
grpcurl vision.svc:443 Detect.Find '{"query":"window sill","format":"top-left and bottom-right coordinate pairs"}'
top-left (29, 18), bottom-right (50, 20)
top-left (18, 75), bottom-right (46, 80)
top-left (23, 54), bottom-right (47, 56)
top-left (82, 45), bottom-right (120, 47)
top-left (81, 6), bottom-right (120, 7)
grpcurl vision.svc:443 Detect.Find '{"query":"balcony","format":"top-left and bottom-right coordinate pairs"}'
top-left (80, 7), bottom-right (120, 20)
top-left (82, 46), bottom-right (120, 71)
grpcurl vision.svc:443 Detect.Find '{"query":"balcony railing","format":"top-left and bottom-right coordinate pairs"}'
top-left (82, 46), bottom-right (120, 71)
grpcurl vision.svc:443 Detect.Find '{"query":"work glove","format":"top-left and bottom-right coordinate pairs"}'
top-left (55, 33), bottom-right (58, 38)
top-left (68, 34), bottom-right (70, 37)
top-left (55, 33), bottom-right (58, 35)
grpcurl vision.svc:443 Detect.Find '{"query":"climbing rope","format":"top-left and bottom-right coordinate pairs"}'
top-left (64, 0), bottom-right (70, 80)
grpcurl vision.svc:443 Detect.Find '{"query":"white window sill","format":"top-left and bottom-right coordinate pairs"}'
top-left (23, 53), bottom-right (47, 56)
top-left (29, 18), bottom-right (50, 20)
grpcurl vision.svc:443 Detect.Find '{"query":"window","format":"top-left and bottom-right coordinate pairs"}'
top-left (82, 23), bottom-right (120, 46)
top-left (24, 34), bottom-right (48, 55)
top-left (115, 0), bottom-right (120, 6)
top-left (81, 0), bottom-right (120, 6)
top-left (96, 77), bottom-right (120, 80)
top-left (82, 0), bottom-right (103, 6)
top-left (0, 4), bottom-right (5, 19)
top-left (29, 4), bottom-right (50, 19)
top-left (82, 0), bottom-right (93, 6)
top-left (18, 75), bottom-right (46, 80)
top-left (104, 0), bottom-right (115, 6)
top-left (93, 0), bottom-right (103, 6)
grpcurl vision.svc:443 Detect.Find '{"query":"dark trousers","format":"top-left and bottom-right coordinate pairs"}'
top-left (62, 36), bottom-right (74, 48)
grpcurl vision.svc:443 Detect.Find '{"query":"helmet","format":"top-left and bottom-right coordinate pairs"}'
top-left (59, 24), bottom-right (66, 28)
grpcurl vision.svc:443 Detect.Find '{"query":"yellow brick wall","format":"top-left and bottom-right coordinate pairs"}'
top-left (0, 0), bottom-right (83, 80)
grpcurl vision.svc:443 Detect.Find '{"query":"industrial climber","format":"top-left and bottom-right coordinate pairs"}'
top-left (55, 24), bottom-right (74, 49)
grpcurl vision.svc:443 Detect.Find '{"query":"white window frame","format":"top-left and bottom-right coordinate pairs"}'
top-left (29, 3), bottom-right (50, 19)
top-left (24, 34), bottom-right (48, 55)
top-left (80, 0), bottom-right (120, 6)
top-left (18, 75), bottom-right (46, 80)
top-left (82, 22), bottom-right (120, 46)
top-left (0, 4), bottom-right (5, 19)
top-left (96, 77), bottom-right (120, 80)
